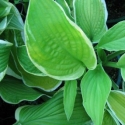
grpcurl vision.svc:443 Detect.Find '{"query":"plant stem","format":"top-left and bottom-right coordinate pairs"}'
top-left (103, 62), bottom-right (120, 69)
top-left (107, 51), bottom-right (125, 61)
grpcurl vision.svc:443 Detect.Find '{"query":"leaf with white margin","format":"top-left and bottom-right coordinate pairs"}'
top-left (0, 40), bottom-right (12, 81)
top-left (17, 45), bottom-right (45, 76)
top-left (25, 0), bottom-right (97, 80)
top-left (81, 64), bottom-right (111, 125)
top-left (0, 76), bottom-right (45, 104)
top-left (74, 0), bottom-right (108, 43)
top-left (64, 80), bottom-right (77, 120)
top-left (55, 0), bottom-right (74, 21)
top-left (11, 50), bottom-right (62, 92)
top-left (107, 91), bottom-right (125, 125)
top-left (102, 109), bottom-right (120, 125)
top-left (117, 53), bottom-right (125, 81)
top-left (98, 21), bottom-right (125, 51)
top-left (14, 92), bottom-right (91, 125)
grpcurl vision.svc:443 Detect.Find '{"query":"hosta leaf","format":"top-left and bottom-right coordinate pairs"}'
top-left (14, 92), bottom-right (90, 125)
top-left (81, 65), bottom-right (111, 125)
top-left (0, 17), bottom-right (7, 34)
top-left (0, 0), bottom-right (12, 17)
top-left (55, 0), bottom-right (73, 21)
top-left (64, 80), bottom-right (77, 120)
top-left (7, 6), bottom-right (24, 31)
top-left (0, 76), bottom-right (43, 104)
top-left (107, 91), bottom-right (125, 125)
top-left (17, 45), bottom-right (44, 76)
top-left (117, 54), bottom-right (125, 81)
top-left (0, 40), bottom-right (12, 81)
top-left (102, 109), bottom-right (120, 125)
top-left (98, 21), bottom-right (125, 51)
top-left (11, 51), bottom-right (61, 92)
top-left (25, 0), bottom-right (97, 80)
top-left (74, 0), bottom-right (107, 43)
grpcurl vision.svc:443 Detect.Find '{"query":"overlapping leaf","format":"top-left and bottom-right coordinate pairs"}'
top-left (64, 80), bottom-right (77, 120)
top-left (98, 21), bottom-right (125, 51)
top-left (107, 91), bottom-right (125, 125)
top-left (0, 76), bottom-right (44, 104)
top-left (102, 109), bottom-right (120, 125)
top-left (14, 92), bottom-right (90, 125)
top-left (25, 0), bottom-right (97, 80)
top-left (0, 40), bottom-right (12, 81)
top-left (11, 50), bottom-right (61, 92)
top-left (17, 45), bottom-right (44, 76)
top-left (81, 65), bottom-right (111, 125)
top-left (74, 0), bottom-right (107, 42)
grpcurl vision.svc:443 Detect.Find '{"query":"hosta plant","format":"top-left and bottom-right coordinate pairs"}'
top-left (0, 0), bottom-right (125, 125)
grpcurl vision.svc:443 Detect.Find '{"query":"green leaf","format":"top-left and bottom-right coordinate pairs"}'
top-left (117, 54), bottom-right (125, 81)
top-left (107, 91), bottom-right (125, 125)
top-left (0, 40), bottom-right (12, 81)
top-left (0, 17), bottom-right (7, 34)
top-left (55, 0), bottom-right (74, 21)
top-left (0, 76), bottom-right (43, 104)
top-left (7, 2), bottom-right (24, 31)
top-left (102, 109), bottom-right (120, 125)
top-left (98, 21), bottom-right (125, 51)
top-left (64, 80), bottom-right (77, 120)
top-left (11, 50), bottom-right (61, 92)
top-left (17, 45), bottom-right (44, 76)
top-left (14, 92), bottom-right (90, 125)
top-left (25, 0), bottom-right (97, 80)
top-left (81, 65), bottom-right (111, 125)
top-left (74, 0), bottom-right (107, 42)
top-left (0, 0), bottom-right (12, 17)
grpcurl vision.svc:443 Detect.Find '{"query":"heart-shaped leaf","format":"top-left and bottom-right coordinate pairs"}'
top-left (25, 0), bottom-right (97, 80)
top-left (81, 64), bottom-right (111, 125)
top-left (74, 0), bottom-right (107, 43)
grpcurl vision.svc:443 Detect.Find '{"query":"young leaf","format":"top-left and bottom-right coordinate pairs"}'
top-left (102, 109), bottom-right (120, 125)
top-left (98, 21), bottom-right (125, 51)
top-left (64, 80), bottom-right (77, 120)
top-left (0, 17), bottom-right (7, 34)
top-left (25, 0), bottom-right (97, 80)
top-left (0, 76), bottom-right (44, 104)
top-left (14, 92), bottom-right (90, 125)
top-left (74, 0), bottom-right (107, 43)
top-left (0, 40), bottom-right (12, 81)
top-left (107, 91), bottom-right (125, 125)
top-left (81, 65), bottom-right (111, 125)
top-left (17, 45), bottom-right (44, 76)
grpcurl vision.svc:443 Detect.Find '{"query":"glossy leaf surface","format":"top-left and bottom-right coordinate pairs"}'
top-left (81, 65), bottom-right (111, 125)
top-left (25, 0), bottom-right (97, 80)
top-left (98, 21), bottom-right (125, 51)
top-left (64, 80), bottom-right (77, 120)
top-left (107, 91), bottom-right (125, 125)
top-left (74, 0), bottom-right (107, 42)
top-left (14, 92), bottom-right (90, 125)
